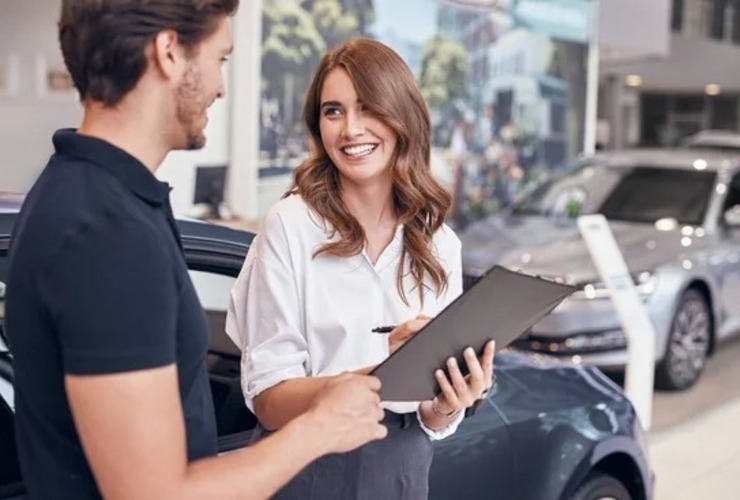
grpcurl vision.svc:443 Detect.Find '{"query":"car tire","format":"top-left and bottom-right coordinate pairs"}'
top-left (571, 472), bottom-right (631, 500)
top-left (655, 289), bottom-right (711, 391)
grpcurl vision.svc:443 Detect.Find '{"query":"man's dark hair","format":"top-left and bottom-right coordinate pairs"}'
top-left (59, 0), bottom-right (239, 106)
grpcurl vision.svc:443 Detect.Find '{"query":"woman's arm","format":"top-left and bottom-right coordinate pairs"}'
top-left (254, 364), bottom-right (380, 430)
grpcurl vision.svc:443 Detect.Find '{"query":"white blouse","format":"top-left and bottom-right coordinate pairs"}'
top-left (225, 194), bottom-right (464, 440)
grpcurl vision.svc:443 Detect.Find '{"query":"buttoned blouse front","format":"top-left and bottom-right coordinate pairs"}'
top-left (226, 194), bottom-right (464, 439)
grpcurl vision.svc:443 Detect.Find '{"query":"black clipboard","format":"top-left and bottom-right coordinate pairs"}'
top-left (371, 265), bottom-right (576, 401)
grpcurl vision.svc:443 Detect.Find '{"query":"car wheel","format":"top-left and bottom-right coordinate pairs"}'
top-left (655, 289), bottom-right (711, 391)
top-left (571, 472), bottom-right (631, 500)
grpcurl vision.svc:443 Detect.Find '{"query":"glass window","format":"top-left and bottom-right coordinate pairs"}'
top-left (599, 167), bottom-right (717, 225)
top-left (187, 269), bottom-right (255, 436)
top-left (188, 270), bottom-right (239, 358)
top-left (673, 0), bottom-right (685, 31)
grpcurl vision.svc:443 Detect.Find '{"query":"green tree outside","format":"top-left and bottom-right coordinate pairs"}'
top-left (419, 35), bottom-right (469, 113)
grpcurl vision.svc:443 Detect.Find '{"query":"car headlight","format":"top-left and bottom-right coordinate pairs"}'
top-left (572, 271), bottom-right (657, 300)
top-left (522, 329), bottom-right (627, 354)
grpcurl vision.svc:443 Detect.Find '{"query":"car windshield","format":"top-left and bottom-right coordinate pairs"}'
top-left (512, 162), bottom-right (717, 226)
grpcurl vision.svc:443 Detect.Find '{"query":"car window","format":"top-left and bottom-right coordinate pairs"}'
top-left (188, 269), bottom-right (256, 437)
top-left (599, 167), bottom-right (716, 225)
top-left (189, 270), bottom-right (240, 358)
top-left (0, 253), bottom-right (7, 354)
top-left (514, 163), bottom-right (717, 226)
top-left (0, 396), bottom-right (22, 496)
top-left (512, 162), bottom-right (621, 218)
top-left (0, 250), bottom-right (21, 495)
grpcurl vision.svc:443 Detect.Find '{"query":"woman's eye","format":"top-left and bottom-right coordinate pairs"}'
top-left (323, 107), bottom-right (342, 118)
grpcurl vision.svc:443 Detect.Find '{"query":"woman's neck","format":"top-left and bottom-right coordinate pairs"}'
top-left (340, 180), bottom-right (396, 233)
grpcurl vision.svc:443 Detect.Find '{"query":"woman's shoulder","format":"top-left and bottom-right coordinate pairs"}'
top-left (263, 193), bottom-right (328, 236)
top-left (433, 223), bottom-right (462, 252)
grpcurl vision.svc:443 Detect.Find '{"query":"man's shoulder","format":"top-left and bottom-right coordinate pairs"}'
top-left (12, 167), bottom-right (164, 271)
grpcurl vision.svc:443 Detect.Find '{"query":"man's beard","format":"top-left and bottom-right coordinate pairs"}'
top-left (176, 64), bottom-right (207, 150)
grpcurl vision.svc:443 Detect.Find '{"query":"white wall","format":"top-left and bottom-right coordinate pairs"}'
top-left (0, 0), bottom-right (230, 216)
top-left (0, 0), bottom-right (83, 193)
top-left (598, 0), bottom-right (672, 60)
top-left (603, 35), bottom-right (740, 93)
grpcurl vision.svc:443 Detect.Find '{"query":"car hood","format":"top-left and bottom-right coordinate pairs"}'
top-left (461, 213), bottom-right (707, 283)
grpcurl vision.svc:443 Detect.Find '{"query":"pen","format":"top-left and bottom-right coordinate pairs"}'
top-left (371, 325), bottom-right (396, 333)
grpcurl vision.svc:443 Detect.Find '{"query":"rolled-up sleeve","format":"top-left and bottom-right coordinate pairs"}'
top-left (226, 209), bottom-right (308, 412)
top-left (417, 408), bottom-right (465, 441)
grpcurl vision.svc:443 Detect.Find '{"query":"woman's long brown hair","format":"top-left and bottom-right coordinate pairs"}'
top-left (289, 38), bottom-right (452, 305)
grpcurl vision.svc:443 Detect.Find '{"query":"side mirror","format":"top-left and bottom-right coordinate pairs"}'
top-left (723, 205), bottom-right (740, 227)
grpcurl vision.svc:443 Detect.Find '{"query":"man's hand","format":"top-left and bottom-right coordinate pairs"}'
top-left (388, 315), bottom-right (430, 354)
top-left (304, 373), bottom-right (387, 455)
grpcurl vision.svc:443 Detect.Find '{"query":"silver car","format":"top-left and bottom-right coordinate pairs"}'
top-left (460, 148), bottom-right (740, 390)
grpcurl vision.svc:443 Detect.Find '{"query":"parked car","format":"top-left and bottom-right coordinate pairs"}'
top-left (681, 130), bottom-right (740, 153)
top-left (0, 211), bottom-right (652, 500)
top-left (460, 148), bottom-right (740, 391)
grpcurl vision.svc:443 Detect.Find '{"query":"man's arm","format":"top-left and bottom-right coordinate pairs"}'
top-left (66, 366), bottom-right (385, 500)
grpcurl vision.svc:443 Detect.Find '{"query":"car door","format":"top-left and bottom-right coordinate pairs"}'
top-left (0, 243), bottom-right (26, 500)
top-left (428, 372), bottom-right (517, 500)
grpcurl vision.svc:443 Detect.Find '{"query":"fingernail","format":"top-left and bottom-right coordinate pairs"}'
top-left (448, 357), bottom-right (457, 367)
top-left (435, 369), bottom-right (444, 378)
top-left (465, 347), bottom-right (474, 356)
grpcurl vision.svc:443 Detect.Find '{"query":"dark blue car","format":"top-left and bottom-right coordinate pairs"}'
top-left (0, 211), bottom-right (652, 500)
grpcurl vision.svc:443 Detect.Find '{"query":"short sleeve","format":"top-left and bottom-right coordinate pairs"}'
top-left (42, 219), bottom-right (178, 375)
top-left (226, 208), bottom-right (309, 411)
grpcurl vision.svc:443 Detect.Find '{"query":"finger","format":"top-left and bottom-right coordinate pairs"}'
top-left (373, 424), bottom-right (389, 440)
top-left (464, 347), bottom-right (485, 392)
top-left (483, 341), bottom-right (496, 386)
top-left (447, 357), bottom-right (470, 397)
top-left (375, 406), bottom-right (385, 422)
top-left (435, 369), bottom-right (460, 409)
top-left (365, 375), bottom-right (382, 392)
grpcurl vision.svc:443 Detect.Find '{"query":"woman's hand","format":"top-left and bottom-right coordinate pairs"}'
top-left (388, 315), bottom-right (430, 355)
top-left (421, 340), bottom-right (496, 427)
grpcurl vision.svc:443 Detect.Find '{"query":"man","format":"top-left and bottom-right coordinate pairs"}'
top-left (5, 1), bottom-right (386, 498)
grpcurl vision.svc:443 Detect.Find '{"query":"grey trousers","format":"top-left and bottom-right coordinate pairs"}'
top-left (253, 411), bottom-right (434, 499)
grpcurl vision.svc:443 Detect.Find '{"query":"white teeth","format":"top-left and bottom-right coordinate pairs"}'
top-left (343, 144), bottom-right (377, 157)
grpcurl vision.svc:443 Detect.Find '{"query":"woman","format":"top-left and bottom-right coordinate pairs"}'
top-left (226, 38), bottom-right (495, 499)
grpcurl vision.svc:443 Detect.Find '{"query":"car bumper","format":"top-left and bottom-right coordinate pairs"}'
top-left (516, 295), bottom-right (671, 369)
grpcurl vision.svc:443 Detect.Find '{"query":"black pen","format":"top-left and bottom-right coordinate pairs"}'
top-left (371, 325), bottom-right (396, 333)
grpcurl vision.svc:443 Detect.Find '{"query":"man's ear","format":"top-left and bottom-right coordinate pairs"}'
top-left (151, 29), bottom-right (185, 80)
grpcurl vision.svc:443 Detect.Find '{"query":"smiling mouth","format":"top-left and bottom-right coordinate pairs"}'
top-left (341, 143), bottom-right (378, 158)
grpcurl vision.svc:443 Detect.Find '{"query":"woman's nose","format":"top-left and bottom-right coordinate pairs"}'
top-left (343, 111), bottom-right (366, 139)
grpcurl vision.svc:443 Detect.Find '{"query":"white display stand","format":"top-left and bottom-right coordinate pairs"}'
top-left (577, 214), bottom-right (655, 430)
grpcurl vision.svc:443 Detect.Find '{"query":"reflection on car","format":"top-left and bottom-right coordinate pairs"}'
top-left (461, 148), bottom-right (740, 391)
top-left (0, 212), bottom-right (652, 499)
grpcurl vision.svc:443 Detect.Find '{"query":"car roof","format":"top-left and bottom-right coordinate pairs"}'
top-left (591, 147), bottom-right (739, 172)
top-left (0, 208), bottom-right (254, 248)
top-left (682, 129), bottom-right (740, 150)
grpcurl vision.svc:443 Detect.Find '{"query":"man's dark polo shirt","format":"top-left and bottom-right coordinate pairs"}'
top-left (6, 129), bottom-right (217, 499)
